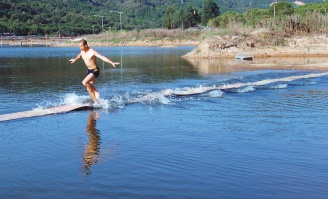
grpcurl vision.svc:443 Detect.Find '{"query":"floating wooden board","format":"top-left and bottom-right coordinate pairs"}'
top-left (171, 72), bottom-right (328, 96)
top-left (0, 104), bottom-right (91, 122)
top-left (136, 72), bottom-right (328, 100)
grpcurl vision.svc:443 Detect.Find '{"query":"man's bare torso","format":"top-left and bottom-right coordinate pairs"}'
top-left (81, 49), bottom-right (97, 69)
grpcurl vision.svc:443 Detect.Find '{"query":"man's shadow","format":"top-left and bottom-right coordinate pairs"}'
top-left (83, 111), bottom-right (101, 175)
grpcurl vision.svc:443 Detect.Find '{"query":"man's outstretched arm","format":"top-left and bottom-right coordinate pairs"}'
top-left (69, 53), bottom-right (82, 64)
top-left (94, 50), bottom-right (120, 68)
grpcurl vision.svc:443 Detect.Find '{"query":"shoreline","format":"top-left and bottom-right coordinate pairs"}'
top-left (55, 39), bottom-right (199, 47)
top-left (183, 34), bottom-right (328, 58)
top-left (3, 34), bottom-right (328, 71)
top-left (181, 34), bottom-right (328, 71)
top-left (3, 35), bottom-right (328, 58)
top-left (0, 39), bottom-right (198, 48)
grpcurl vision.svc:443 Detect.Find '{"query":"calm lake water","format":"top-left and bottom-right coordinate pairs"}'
top-left (1, 46), bottom-right (328, 199)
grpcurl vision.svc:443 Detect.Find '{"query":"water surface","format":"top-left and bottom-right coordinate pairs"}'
top-left (1, 46), bottom-right (328, 199)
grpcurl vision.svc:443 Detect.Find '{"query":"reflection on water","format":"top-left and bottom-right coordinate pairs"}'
top-left (252, 56), bottom-right (328, 65)
top-left (83, 111), bottom-right (101, 175)
top-left (185, 58), bottom-right (241, 74)
top-left (184, 56), bottom-right (328, 74)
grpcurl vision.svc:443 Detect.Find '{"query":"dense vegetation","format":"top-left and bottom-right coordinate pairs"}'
top-left (0, 0), bottom-right (325, 36)
top-left (220, 0), bottom-right (323, 12)
top-left (210, 1), bottom-right (328, 31)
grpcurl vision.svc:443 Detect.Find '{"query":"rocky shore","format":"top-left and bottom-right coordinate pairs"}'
top-left (182, 34), bottom-right (328, 71)
top-left (183, 34), bottom-right (328, 58)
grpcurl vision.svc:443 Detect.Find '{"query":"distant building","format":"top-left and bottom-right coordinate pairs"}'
top-left (270, 0), bottom-right (278, 7)
top-left (0, 33), bottom-right (16, 37)
top-left (294, 1), bottom-right (305, 6)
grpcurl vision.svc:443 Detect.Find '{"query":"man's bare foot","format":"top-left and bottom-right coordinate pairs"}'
top-left (93, 100), bottom-right (101, 107)
top-left (95, 91), bottom-right (100, 100)
top-left (93, 97), bottom-right (99, 104)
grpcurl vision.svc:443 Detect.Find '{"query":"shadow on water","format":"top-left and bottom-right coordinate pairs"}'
top-left (83, 111), bottom-right (101, 175)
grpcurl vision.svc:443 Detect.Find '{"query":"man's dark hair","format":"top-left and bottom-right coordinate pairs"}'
top-left (79, 39), bottom-right (88, 46)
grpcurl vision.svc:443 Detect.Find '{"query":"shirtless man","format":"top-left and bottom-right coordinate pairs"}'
top-left (69, 39), bottom-right (119, 103)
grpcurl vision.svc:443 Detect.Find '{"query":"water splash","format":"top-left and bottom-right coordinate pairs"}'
top-left (35, 93), bottom-right (92, 109)
top-left (60, 93), bottom-right (91, 105)
top-left (206, 90), bottom-right (224, 98)
top-left (237, 86), bottom-right (256, 93)
top-left (129, 90), bottom-right (172, 105)
top-left (268, 83), bottom-right (288, 89)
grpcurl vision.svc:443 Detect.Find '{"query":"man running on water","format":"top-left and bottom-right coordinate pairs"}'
top-left (69, 39), bottom-right (119, 104)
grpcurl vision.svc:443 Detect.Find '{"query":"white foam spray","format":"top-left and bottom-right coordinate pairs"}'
top-left (35, 92), bottom-right (91, 110)
top-left (207, 90), bottom-right (224, 97)
top-left (268, 83), bottom-right (288, 89)
top-left (236, 85), bottom-right (256, 93)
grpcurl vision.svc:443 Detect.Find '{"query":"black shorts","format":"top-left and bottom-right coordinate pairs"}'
top-left (87, 67), bottom-right (100, 78)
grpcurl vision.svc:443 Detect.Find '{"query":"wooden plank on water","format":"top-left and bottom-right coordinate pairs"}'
top-left (171, 72), bottom-right (328, 96)
top-left (0, 104), bottom-right (91, 122)
top-left (135, 73), bottom-right (328, 99)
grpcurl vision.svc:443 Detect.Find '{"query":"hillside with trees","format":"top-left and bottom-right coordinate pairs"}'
top-left (183, 0), bottom-right (328, 59)
top-left (0, 0), bottom-right (325, 36)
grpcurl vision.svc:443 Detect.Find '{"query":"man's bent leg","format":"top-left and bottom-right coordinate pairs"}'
top-left (83, 74), bottom-right (99, 103)
top-left (86, 83), bottom-right (99, 103)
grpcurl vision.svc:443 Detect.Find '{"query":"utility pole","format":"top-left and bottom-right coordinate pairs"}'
top-left (250, 1), bottom-right (252, 24)
top-left (94, 15), bottom-right (106, 32)
top-left (273, 0), bottom-right (278, 17)
top-left (181, 0), bottom-right (184, 30)
top-left (58, 30), bottom-right (60, 44)
top-left (110, 10), bottom-right (124, 36)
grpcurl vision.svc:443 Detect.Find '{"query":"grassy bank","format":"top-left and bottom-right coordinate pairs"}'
top-left (62, 29), bottom-right (202, 46)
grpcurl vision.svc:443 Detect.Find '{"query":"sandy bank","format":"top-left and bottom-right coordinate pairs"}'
top-left (55, 39), bottom-right (199, 47)
top-left (183, 34), bottom-right (328, 59)
top-left (182, 34), bottom-right (328, 71)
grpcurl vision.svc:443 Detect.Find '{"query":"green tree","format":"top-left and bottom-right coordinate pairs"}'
top-left (176, 7), bottom-right (186, 29)
top-left (163, 6), bottom-right (175, 29)
top-left (210, 11), bottom-right (244, 28)
top-left (201, 0), bottom-right (220, 26)
top-left (243, 8), bottom-right (270, 25)
top-left (295, 2), bottom-right (328, 16)
top-left (185, 4), bottom-right (200, 28)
